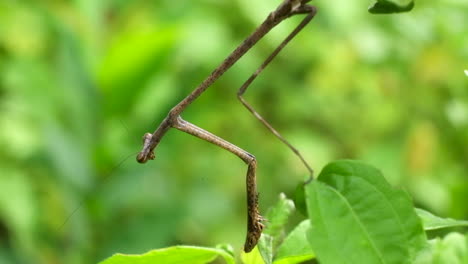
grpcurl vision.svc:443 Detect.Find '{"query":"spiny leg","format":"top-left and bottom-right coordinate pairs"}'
top-left (171, 117), bottom-right (264, 252)
top-left (237, 8), bottom-right (316, 178)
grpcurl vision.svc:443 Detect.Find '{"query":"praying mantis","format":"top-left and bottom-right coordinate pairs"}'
top-left (137, 0), bottom-right (316, 252)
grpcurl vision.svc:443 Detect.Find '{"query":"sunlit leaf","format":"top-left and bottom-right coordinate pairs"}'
top-left (416, 208), bottom-right (468, 230)
top-left (98, 246), bottom-right (235, 264)
top-left (306, 160), bottom-right (426, 264)
top-left (414, 233), bottom-right (468, 264)
top-left (274, 220), bottom-right (315, 264)
top-left (241, 246), bottom-right (266, 264)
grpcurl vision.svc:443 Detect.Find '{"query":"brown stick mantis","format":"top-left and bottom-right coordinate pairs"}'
top-left (137, 0), bottom-right (317, 252)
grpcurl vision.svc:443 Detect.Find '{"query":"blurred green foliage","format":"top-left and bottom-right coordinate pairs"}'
top-left (0, 0), bottom-right (467, 263)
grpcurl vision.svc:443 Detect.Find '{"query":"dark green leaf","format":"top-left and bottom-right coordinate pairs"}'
top-left (294, 182), bottom-right (308, 216)
top-left (306, 160), bottom-right (426, 264)
top-left (369, 0), bottom-right (414, 14)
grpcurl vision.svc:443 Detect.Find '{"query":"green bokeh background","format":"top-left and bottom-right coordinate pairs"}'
top-left (0, 0), bottom-right (467, 263)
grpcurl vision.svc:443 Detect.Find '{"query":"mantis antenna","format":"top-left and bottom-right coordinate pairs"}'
top-left (137, 0), bottom-right (317, 252)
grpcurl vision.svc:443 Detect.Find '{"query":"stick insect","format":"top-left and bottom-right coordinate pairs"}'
top-left (137, 0), bottom-right (316, 252)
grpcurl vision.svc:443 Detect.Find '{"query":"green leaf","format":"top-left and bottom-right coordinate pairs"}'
top-left (241, 246), bottom-right (266, 264)
top-left (306, 160), bottom-right (426, 264)
top-left (216, 244), bottom-right (235, 257)
top-left (416, 208), bottom-right (468, 231)
top-left (273, 255), bottom-right (313, 264)
top-left (98, 245), bottom-right (235, 264)
top-left (293, 182), bottom-right (307, 216)
top-left (258, 234), bottom-right (274, 264)
top-left (256, 193), bottom-right (295, 263)
top-left (414, 233), bottom-right (468, 264)
top-left (368, 0), bottom-right (414, 14)
top-left (432, 233), bottom-right (468, 264)
top-left (274, 220), bottom-right (315, 264)
top-left (263, 193), bottom-right (295, 239)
